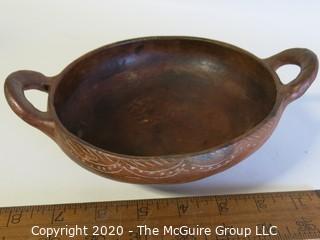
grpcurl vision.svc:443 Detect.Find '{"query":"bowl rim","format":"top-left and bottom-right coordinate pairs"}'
top-left (48, 36), bottom-right (283, 159)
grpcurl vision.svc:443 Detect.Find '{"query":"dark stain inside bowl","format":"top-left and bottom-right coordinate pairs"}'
top-left (54, 39), bottom-right (276, 156)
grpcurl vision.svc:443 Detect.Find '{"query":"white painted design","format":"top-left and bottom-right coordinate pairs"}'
top-left (62, 117), bottom-right (278, 180)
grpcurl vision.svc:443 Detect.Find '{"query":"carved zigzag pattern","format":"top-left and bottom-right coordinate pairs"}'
top-left (63, 117), bottom-right (277, 180)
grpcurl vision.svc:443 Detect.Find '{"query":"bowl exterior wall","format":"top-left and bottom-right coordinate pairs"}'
top-left (54, 107), bottom-right (282, 184)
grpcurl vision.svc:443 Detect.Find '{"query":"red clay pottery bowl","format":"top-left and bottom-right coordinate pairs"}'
top-left (4, 37), bottom-right (318, 183)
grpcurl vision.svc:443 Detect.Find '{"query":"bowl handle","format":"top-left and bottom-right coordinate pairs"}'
top-left (4, 70), bottom-right (55, 138)
top-left (264, 48), bottom-right (318, 104)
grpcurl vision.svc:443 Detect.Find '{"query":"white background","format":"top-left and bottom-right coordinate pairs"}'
top-left (0, 1), bottom-right (319, 207)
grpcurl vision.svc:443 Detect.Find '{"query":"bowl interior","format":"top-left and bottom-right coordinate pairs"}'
top-left (54, 38), bottom-right (276, 156)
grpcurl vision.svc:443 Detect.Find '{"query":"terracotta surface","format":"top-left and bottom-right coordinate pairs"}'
top-left (4, 37), bottom-right (318, 183)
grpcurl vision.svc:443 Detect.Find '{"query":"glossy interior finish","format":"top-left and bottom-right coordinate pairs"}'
top-left (54, 38), bottom-right (276, 156)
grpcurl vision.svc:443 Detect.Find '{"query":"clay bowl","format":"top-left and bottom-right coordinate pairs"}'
top-left (4, 37), bottom-right (318, 183)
